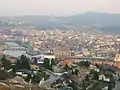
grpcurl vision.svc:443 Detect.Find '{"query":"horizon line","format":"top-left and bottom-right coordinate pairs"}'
top-left (0, 11), bottom-right (120, 17)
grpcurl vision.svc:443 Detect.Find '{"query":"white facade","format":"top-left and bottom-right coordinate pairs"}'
top-left (44, 54), bottom-right (55, 59)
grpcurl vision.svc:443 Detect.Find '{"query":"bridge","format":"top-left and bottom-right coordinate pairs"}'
top-left (65, 56), bottom-right (120, 68)
top-left (65, 56), bottom-right (115, 61)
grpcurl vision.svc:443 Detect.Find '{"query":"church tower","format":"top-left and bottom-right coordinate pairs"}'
top-left (114, 48), bottom-right (120, 68)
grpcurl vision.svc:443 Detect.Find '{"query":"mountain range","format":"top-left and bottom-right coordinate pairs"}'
top-left (0, 12), bottom-right (120, 34)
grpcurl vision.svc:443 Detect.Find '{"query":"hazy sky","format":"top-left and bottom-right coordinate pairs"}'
top-left (0, 0), bottom-right (119, 16)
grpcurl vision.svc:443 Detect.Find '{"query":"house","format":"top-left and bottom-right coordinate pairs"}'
top-left (59, 59), bottom-right (73, 66)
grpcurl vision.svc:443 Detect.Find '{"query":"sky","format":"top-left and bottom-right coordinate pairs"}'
top-left (0, 0), bottom-right (119, 16)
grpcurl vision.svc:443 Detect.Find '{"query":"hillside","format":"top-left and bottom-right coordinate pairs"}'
top-left (0, 12), bottom-right (120, 34)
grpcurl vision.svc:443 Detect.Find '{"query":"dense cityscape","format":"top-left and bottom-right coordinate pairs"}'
top-left (0, 28), bottom-right (120, 90)
top-left (0, 0), bottom-right (120, 90)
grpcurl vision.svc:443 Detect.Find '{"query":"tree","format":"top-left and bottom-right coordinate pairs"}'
top-left (20, 55), bottom-right (31, 70)
top-left (84, 61), bottom-right (90, 68)
top-left (108, 83), bottom-right (113, 90)
top-left (85, 74), bottom-right (89, 82)
top-left (43, 58), bottom-right (50, 69)
top-left (91, 70), bottom-right (99, 80)
top-left (68, 82), bottom-right (79, 90)
top-left (109, 76), bottom-right (115, 89)
top-left (51, 58), bottom-right (56, 65)
top-left (12, 59), bottom-right (22, 72)
top-left (64, 64), bottom-right (69, 71)
top-left (26, 74), bottom-right (31, 82)
top-left (34, 58), bottom-right (38, 65)
top-left (32, 72), bottom-right (42, 83)
top-left (95, 64), bottom-right (100, 68)
top-left (0, 70), bottom-right (9, 80)
top-left (82, 80), bottom-right (86, 90)
top-left (75, 69), bottom-right (79, 75)
top-left (72, 68), bottom-right (75, 75)
top-left (16, 59), bottom-right (21, 69)
top-left (1, 55), bottom-right (12, 70)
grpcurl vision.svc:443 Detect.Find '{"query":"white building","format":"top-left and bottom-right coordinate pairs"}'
top-left (44, 54), bottom-right (55, 59)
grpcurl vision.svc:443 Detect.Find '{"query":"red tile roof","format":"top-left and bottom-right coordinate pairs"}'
top-left (6, 58), bottom-right (17, 63)
top-left (60, 59), bottom-right (73, 66)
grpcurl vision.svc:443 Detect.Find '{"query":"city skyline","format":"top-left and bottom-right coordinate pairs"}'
top-left (0, 0), bottom-right (119, 16)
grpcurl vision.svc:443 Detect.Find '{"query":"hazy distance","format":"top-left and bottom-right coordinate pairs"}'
top-left (0, 0), bottom-right (119, 16)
